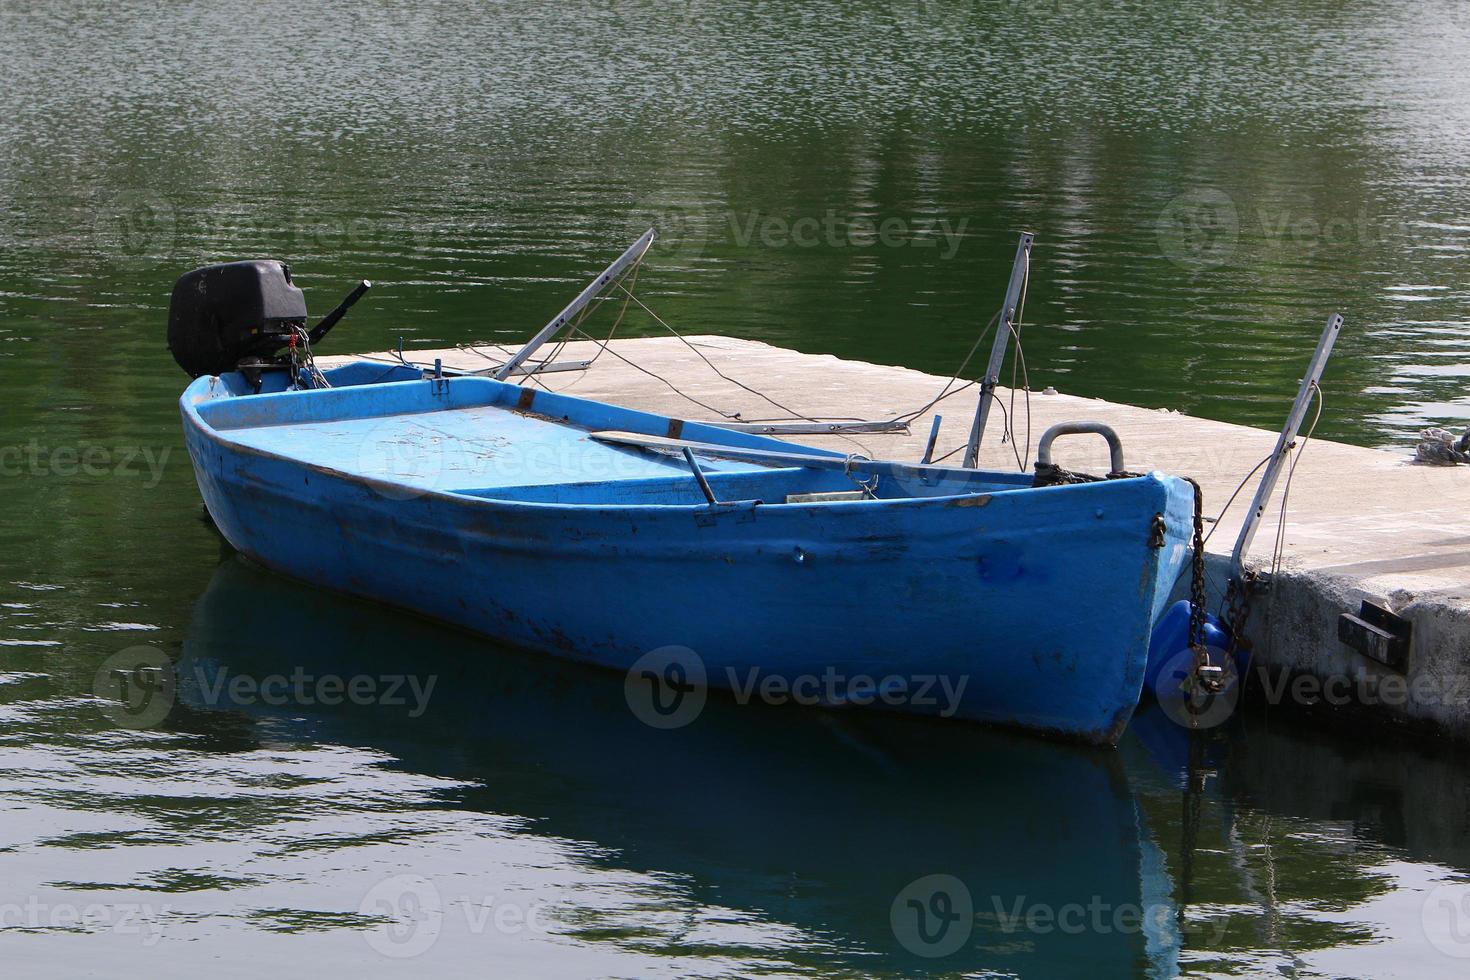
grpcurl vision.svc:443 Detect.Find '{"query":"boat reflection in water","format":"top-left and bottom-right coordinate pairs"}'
top-left (183, 558), bottom-right (1470, 977)
top-left (180, 557), bottom-right (1170, 978)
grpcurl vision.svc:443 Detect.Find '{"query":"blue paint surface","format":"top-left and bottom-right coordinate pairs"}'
top-left (181, 362), bottom-right (1194, 744)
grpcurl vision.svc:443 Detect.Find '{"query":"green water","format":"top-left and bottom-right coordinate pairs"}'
top-left (2, 1), bottom-right (1469, 976)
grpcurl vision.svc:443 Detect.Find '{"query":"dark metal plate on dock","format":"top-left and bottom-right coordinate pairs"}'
top-left (1338, 601), bottom-right (1412, 673)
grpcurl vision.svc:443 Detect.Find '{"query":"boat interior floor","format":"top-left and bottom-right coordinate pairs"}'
top-left (198, 372), bottom-right (1033, 506)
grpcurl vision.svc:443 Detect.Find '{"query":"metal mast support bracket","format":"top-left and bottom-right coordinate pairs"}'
top-left (704, 420), bottom-right (910, 435)
top-left (964, 232), bottom-right (1035, 468)
top-left (1230, 313), bottom-right (1346, 582)
top-left (492, 228), bottom-right (656, 382)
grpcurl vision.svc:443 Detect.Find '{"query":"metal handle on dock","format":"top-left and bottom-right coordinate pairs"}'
top-left (1036, 422), bottom-right (1127, 477)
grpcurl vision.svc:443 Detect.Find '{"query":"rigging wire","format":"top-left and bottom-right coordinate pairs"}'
top-left (613, 283), bottom-right (844, 425)
top-left (890, 308), bottom-right (1002, 426)
top-left (926, 395), bottom-right (1020, 467)
top-left (449, 242), bottom-right (1035, 460)
top-left (1200, 450), bottom-right (1276, 546)
top-left (1006, 246), bottom-right (1032, 469)
top-left (565, 322), bottom-right (747, 420)
top-left (1270, 382), bottom-right (1322, 579)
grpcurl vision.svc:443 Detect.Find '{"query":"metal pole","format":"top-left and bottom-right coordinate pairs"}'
top-left (921, 414), bottom-right (943, 464)
top-left (964, 232), bottom-right (1034, 468)
top-left (1230, 313), bottom-right (1345, 579)
top-left (591, 430), bottom-right (982, 485)
top-left (492, 228), bottom-right (656, 381)
top-left (681, 448), bottom-right (719, 505)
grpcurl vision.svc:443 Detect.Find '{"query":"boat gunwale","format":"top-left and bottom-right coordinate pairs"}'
top-left (179, 372), bottom-right (1175, 517)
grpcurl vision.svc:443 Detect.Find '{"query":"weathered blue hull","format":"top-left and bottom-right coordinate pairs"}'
top-left (180, 362), bottom-right (1194, 744)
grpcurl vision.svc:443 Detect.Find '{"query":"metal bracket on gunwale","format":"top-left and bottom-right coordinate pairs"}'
top-left (492, 228), bottom-right (657, 382)
top-left (1230, 313), bottom-right (1345, 582)
top-left (704, 420), bottom-right (910, 435)
top-left (435, 359), bottom-right (594, 379)
top-left (964, 232), bottom-right (1035, 468)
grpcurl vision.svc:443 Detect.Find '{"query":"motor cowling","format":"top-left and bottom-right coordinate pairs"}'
top-left (167, 259), bottom-right (308, 378)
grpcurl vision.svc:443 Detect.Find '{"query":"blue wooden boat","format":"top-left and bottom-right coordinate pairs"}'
top-left (177, 360), bottom-right (1192, 745)
top-left (168, 245), bottom-right (1195, 745)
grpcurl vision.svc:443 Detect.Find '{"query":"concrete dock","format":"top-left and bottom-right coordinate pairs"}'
top-left (322, 337), bottom-right (1470, 740)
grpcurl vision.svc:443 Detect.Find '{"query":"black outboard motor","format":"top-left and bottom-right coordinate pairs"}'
top-left (167, 259), bottom-right (370, 382)
top-left (168, 260), bottom-right (308, 378)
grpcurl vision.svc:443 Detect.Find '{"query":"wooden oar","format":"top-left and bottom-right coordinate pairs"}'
top-left (589, 430), bottom-right (983, 484)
